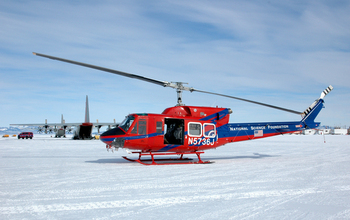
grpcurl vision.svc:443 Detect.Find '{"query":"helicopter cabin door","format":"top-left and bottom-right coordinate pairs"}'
top-left (164, 118), bottom-right (184, 145)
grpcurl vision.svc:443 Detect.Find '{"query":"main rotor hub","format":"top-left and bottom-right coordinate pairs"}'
top-left (172, 82), bottom-right (189, 106)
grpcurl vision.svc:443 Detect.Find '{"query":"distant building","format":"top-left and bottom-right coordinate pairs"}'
top-left (318, 129), bottom-right (331, 135)
top-left (303, 129), bottom-right (316, 135)
top-left (333, 129), bottom-right (347, 135)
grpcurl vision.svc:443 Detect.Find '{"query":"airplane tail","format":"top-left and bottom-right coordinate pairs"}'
top-left (61, 114), bottom-right (65, 124)
top-left (85, 95), bottom-right (90, 123)
top-left (300, 85), bottom-right (333, 127)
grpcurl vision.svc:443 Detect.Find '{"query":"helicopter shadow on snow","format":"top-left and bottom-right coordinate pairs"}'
top-left (202, 153), bottom-right (281, 162)
top-left (85, 158), bottom-right (130, 164)
top-left (85, 153), bottom-right (280, 165)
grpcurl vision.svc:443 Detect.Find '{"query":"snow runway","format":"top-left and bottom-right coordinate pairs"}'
top-left (1, 135), bottom-right (349, 219)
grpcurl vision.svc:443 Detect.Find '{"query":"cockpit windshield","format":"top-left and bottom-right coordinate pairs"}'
top-left (119, 115), bottom-right (135, 132)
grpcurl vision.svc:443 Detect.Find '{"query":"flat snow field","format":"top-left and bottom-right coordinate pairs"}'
top-left (1, 135), bottom-right (350, 219)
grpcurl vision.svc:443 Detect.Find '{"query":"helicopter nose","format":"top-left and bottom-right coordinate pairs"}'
top-left (100, 127), bottom-right (125, 145)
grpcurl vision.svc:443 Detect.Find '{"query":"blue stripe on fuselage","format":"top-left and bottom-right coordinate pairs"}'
top-left (199, 108), bottom-right (230, 122)
top-left (157, 145), bottom-right (181, 152)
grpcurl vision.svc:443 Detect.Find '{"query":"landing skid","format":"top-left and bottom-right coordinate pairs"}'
top-left (122, 152), bottom-right (212, 165)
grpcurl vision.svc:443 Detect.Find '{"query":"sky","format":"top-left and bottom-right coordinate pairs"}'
top-left (1, 0), bottom-right (349, 128)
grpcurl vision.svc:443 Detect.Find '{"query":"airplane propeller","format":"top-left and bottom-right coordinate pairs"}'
top-left (66, 127), bottom-right (73, 133)
top-left (37, 127), bottom-right (43, 133)
top-left (33, 52), bottom-right (302, 115)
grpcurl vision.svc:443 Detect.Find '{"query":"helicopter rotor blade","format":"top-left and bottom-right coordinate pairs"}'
top-left (33, 52), bottom-right (171, 87)
top-left (33, 52), bottom-right (302, 114)
top-left (192, 89), bottom-right (303, 115)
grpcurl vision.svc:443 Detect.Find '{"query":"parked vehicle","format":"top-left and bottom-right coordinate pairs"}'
top-left (18, 132), bottom-right (33, 139)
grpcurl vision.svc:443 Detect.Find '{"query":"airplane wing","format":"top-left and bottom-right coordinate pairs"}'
top-left (10, 123), bottom-right (66, 127)
top-left (9, 114), bottom-right (84, 128)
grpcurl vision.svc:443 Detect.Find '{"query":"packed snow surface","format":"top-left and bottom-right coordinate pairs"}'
top-left (1, 134), bottom-right (349, 219)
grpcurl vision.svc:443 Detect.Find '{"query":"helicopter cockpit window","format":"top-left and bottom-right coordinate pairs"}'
top-left (130, 122), bottom-right (137, 134)
top-left (188, 122), bottom-right (202, 137)
top-left (119, 115), bottom-right (135, 132)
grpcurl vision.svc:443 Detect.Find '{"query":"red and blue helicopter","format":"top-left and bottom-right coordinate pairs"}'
top-left (33, 52), bottom-right (333, 165)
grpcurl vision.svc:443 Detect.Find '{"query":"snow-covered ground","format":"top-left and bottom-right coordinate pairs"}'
top-left (1, 134), bottom-right (349, 219)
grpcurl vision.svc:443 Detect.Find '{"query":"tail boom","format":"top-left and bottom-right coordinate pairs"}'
top-left (217, 120), bottom-right (311, 145)
top-left (217, 85), bottom-right (332, 145)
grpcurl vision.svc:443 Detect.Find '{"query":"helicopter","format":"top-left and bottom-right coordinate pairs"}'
top-left (33, 52), bottom-right (333, 165)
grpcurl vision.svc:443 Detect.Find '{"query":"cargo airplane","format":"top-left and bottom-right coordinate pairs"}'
top-left (10, 95), bottom-right (118, 139)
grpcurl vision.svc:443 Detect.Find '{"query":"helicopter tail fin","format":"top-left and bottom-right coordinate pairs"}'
top-left (300, 85), bottom-right (333, 125)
